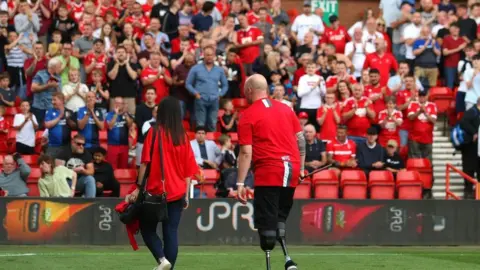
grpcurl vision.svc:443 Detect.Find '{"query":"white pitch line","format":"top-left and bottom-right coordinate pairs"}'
top-left (0, 253), bottom-right (36, 257)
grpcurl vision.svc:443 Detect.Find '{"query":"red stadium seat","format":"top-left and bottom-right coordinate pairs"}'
top-left (114, 169), bottom-right (137, 183)
top-left (340, 170), bottom-right (367, 199)
top-left (5, 107), bottom-right (18, 116)
top-left (406, 158), bottom-right (433, 189)
top-left (28, 168), bottom-right (41, 182)
top-left (396, 171), bottom-right (423, 199)
top-left (369, 171), bottom-right (395, 199)
top-left (22, 155), bottom-right (39, 167)
top-left (200, 183), bottom-right (217, 198)
top-left (294, 182), bottom-right (311, 199)
top-left (27, 182), bottom-right (40, 197)
top-left (6, 129), bottom-right (15, 153)
top-left (206, 132), bottom-right (222, 141)
top-left (203, 169), bottom-right (219, 184)
top-left (232, 98), bottom-right (248, 109)
top-left (312, 170), bottom-right (339, 199)
top-left (429, 87), bottom-right (453, 114)
top-left (228, 132), bottom-right (238, 144)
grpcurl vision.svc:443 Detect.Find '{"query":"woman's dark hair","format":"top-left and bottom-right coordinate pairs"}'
top-left (156, 96), bottom-right (186, 146)
top-left (37, 155), bottom-right (55, 177)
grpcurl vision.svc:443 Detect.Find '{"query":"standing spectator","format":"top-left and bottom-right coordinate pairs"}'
top-left (387, 61), bottom-right (424, 94)
top-left (357, 127), bottom-right (386, 177)
top-left (348, 9), bottom-right (374, 39)
top-left (190, 1), bottom-right (214, 34)
top-left (84, 39), bottom-right (108, 85)
top-left (443, 23), bottom-right (467, 89)
top-left (377, 18), bottom-right (392, 53)
top-left (190, 126), bottom-right (222, 169)
top-left (403, 12), bottom-right (423, 70)
top-left (342, 84), bottom-right (376, 145)
top-left (325, 61), bottom-right (357, 93)
top-left (383, 139), bottom-right (405, 177)
top-left (45, 92), bottom-right (74, 159)
top-left (270, 0), bottom-right (290, 26)
top-left (38, 155), bottom-right (77, 198)
top-left (0, 73), bottom-right (15, 106)
top-left (108, 46), bottom-right (140, 114)
top-left (297, 61), bottom-right (326, 130)
top-left (304, 124), bottom-right (327, 173)
top-left (317, 92), bottom-right (341, 143)
top-left (93, 147), bottom-right (120, 197)
top-left (413, 25), bottom-right (441, 88)
top-left (378, 96), bottom-right (403, 148)
top-left (234, 13), bottom-right (263, 76)
top-left (124, 3), bottom-right (150, 39)
top-left (379, 0), bottom-right (402, 39)
top-left (14, 0), bottom-right (39, 48)
top-left (322, 15), bottom-right (350, 54)
top-left (140, 52), bottom-right (171, 105)
top-left (73, 23), bottom-right (95, 63)
top-left (135, 87), bottom-right (157, 167)
top-left (420, 0), bottom-right (437, 27)
top-left (57, 134), bottom-right (96, 198)
top-left (105, 97), bottom-right (134, 169)
top-left (464, 55), bottom-right (480, 111)
top-left (186, 46), bottom-right (228, 132)
top-left (162, 0), bottom-right (181, 41)
top-left (77, 92), bottom-right (105, 153)
top-left (5, 31), bottom-right (29, 100)
top-left (62, 69), bottom-right (89, 112)
top-left (13, 100), bottom-right (38, 154)
top-left (0, 154), bottom-right (31, 196)
top-left (364, 38), bottom-right (398, 87)
top-left (362, 17), bottom-right (384, 54)
top-left (172, 53), bottom-right (195, 119)
top-left (31, 58), bottom-right (62, 128)
top-left (396, 74), bottom-right (419, 147)
top-left (345, 27), bottom-right (366, 80)
top-left (327, 124), bottom-right (358, 177)
top-left (254, 7), bottom-right (273, 45)
top-left (24, 41), bottom-right (46, 100)
top-left (364, 69), bottom-right (388, 117)
top-left (50, 4), bottom-right (77, 43)
top-left (291, 1), bottom-right (324, 47)
top-left (390, 2), bottom-right (413, 61)
top-left (56, 42), bottom-right (80, 86)
top-left (457, 4), bottom-right (477, 43)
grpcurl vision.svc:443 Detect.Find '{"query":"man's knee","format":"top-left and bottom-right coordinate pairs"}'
top-left (259, 230), bottom-right (276, 251)
top-left (82, 175), bottom-right (96, 185)
top-left (276, 222), bottom-right (286, 239)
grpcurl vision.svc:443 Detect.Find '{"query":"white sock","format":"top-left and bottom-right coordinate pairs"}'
top-left (285, 255), bottom-right (291, 262)
top-left (159, 257), bottom-right (166, 263)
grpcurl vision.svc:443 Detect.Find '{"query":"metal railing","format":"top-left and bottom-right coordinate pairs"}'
top-left (445, 163), bottom-right (479, 200)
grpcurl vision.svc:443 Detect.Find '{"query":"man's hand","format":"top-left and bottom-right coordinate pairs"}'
top-left (299, 170), bottom-right (305, 182)
top-left (183, 198), bottom-right (189, 209)
top-left (474, 134), bottom-right (478, 142)
top-left (237, 185), bottom-right (247, 204)
top-left (195, 93), bottom-right (201, 99)
top-left (48, 81), bottom-right (59, 89)
top-left (96, 182), bottom-right (103, 189)
top-left (346, 159), bottom-right (357, 168)
top-left (73, 166), bottom-right (85, 174)
top-left (372, 161), bottom-right (384, 168)
top-left (114, 106), bottom-right (120, 114)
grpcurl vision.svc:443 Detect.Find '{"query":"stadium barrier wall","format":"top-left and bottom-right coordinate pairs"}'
top-left (0, 198), bottom-right (479, 246)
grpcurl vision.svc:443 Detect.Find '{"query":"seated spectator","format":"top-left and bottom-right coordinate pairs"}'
top-left (327, 124), bottom-right (357, 177)
top-left (298, 112), bottom-right (308, 129)
top-left (0, 72), bottom-right (15, 107)
top-left (62, 69), bottom-right (89, 112)
top-left (304, 124), bottom-right (327, 173)
top-left (57, 134), bottom-right (96, 198)
top-left (224, 49), bottom-right (242, 98)
top-left (378, 96), bottom-right (403, 147)
top-left (342, 83), bottom-right (376, 145)
top-left (77, 92), bottom-right (105, 153)
top-left (190, 126), bottom-right (222, 169)
top-left (105, 97), bottom-right (134, 169)
top-left (13, 101), bottom-right (39, 154)
top-left (0, 154), bottom-right (31, 196)
top-left (45, 92), bottom-right (75, 159)
top-left (316, 92), bottom-right (341, 143)
top-left (383, 139), bottom-right (405, 177)
top-left (219, 134), bottom-right (236, 169)
top-left (220, 99), bottom-right (238, 134)
top-left (356, 127), bottom-right (386, 176)
top-left (93, 147), bottom-right (120, 197)
top-left (38, 155), bottom-right (77, 198)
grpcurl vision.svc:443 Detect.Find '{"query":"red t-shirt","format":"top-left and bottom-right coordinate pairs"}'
top-left (443, 35), bottom-right (466, 67)
top-left (170, 37), bottom-right (195, 54)
top-left (325, 75), bottom-right (357, 89)
top-left (246, 10), bottom-right (273, 25)
top-left (24, 57), bottom-right (48, 98)
top-left (99, 5), bottom-right (119, 18)
top-left (341, 97), bottom-right (374, 137)
top-left (236, 26), bottom-right (263, 64)
top-left (0, 117), bottom-right (9, 142)
top-left (140, 66), bottom-right (171, 103)
top-left (142, 129), bottom-right (198, 202)
top-left (216, 1), bottom-right (231, 18)
top-left (377, 109), bottom-right (403, 147)
top-left (322, 26), bottom-right (350, 54)
top-left (316, 103), bottom-right (341, 142)
top-left (326, 138), bottom-right (356, 163)
top-left (364, 84), bottom-right (386, 116)
top-left (84, 53), bottom-right (108, 85)
top-left (407, 101), bottom-right (437, 144)
top-left (125, 15), bottom-right (150, 38)
top-left (238, 98), bottom-right (302, 187)
top-left (142, 4), bottom-right (153, 17)
top-left (395, 89), bottom-right (417, 131)
top-left (363, 52), bottom-right (398, 86)
top-left (70, 2), bottom-right (84, 22)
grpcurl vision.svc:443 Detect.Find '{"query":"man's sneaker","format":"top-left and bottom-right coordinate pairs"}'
top-left (156, 259), bottom-right (172, 270)
top-left (285, 260), bottom-right (298, 270)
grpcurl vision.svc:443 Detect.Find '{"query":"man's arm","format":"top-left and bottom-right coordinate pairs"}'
top-left (296, 131), bottom-right (306, 172)
top-left (108, 62), bottom-right (120, 80)
top-left (236, 145), bottom-right (252, 185)
top-left (17, 158), bottom-right (31, 181)
top-left (77, 112), bottom-right (89, 130)
top-left (107, 114), bottom-right (118, 130)
top-left (185, 68), bottom-right (198, 95)
top-left (126, 62), bottom-right (138, 80)
top-left (82, 162), bottom-right (95, 176)
top-left (219, 69), bottom-right (229, 97)
top-left (44, 113), bottom-right (63, 129)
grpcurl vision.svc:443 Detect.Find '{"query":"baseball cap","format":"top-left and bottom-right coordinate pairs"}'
top-left (329, 15), bottom-right (339, 24)
top-left (387, 139), bottom-right (398, 148)
top-left (303, 1), bottom-right (311, 7)
top-left (367, 127), bottom-right (378, 135)
top-left (298, 112), bottom-right (308, 119)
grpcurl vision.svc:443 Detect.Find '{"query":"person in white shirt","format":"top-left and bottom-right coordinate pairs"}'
top-left (62, 69), bottom-right (89, 112)
top-left (291, 2), bottom-right (324, 47)
top-left (432, 11), bottom-right (449, 38)
top-left (402, 12), bottom-right (423, 66)
top-left (348, 8), bottom-right (374, 38)
top-left (271, 84), bottom-right (293, 109)
top-left (297, 61), bottom-right (326, 130)
top-left (362, 17), bottom-right (384, 54)
top-left (142, 105), bottom-right (158, 136)
top-left (13, 100), bottom-right (38, 154)
top-left (345, 27), bottom-right (366, 79)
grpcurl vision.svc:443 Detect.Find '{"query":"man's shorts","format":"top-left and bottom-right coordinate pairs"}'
top-left (253, 186), bottom-right (295, 230)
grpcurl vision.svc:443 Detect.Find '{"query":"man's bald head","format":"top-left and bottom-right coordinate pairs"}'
top-left (244, 74), bottom-right (269, 104)
top-left (303, 124), bottom-right (316, 141)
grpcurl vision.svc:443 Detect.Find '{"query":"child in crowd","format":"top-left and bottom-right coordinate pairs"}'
top-left (89, 70), bottom-right (109, 117)
top-left (93, 147), bottom-right (120, 197)
top-left (269, 71), bottom-right (282, 94)
top-left (219, 134), bottom-right (236, 169)
top-left (48, 31), bottom-right (63, 58)
top-left (225, 48), bottom-right (241, 98)
top-left (220, 99), bottom-right (238, 133)
top-left (63, 69), bottom-right (89, 112)
top-left (0, 72), bottom-right (14, 107)
top-left (272, 84), bottom-right (293, 109)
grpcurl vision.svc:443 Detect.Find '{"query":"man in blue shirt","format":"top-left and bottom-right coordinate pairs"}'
top-left (31, 58), bottom-right (62, 129)
top-left (105, 97), bottom-right (134, 169)
top-left (412, 25), bottom-right (441, 88)
top-left (191, 1), bottom-right (214, 33)
top-left (44, 92), bottom-right (75, 159)
top-left (186, 46), bottom-right (228, 131)
top-left (77, 92), bottom-right (105, 154)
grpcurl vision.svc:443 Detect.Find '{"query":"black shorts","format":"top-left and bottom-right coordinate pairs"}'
top-left (253, 186), bottom-right (295, 230)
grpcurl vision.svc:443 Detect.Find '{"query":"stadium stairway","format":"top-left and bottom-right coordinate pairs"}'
top-left (432, 122), bottom-right (464, 199)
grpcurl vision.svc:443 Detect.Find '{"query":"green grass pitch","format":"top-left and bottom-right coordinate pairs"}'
top-left (1, 246), bottom-right (480, 269)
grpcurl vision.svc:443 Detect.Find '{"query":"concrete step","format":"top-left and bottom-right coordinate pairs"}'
top-left (434, 172), bottom-right (463, 178)
top-left (433, 136), bottom-right (451, 142)
top-left (432, 147), bottom-right (457, 154)
top-left (432, 142), bottom-right (455, 148)
top-left (433, 154), bottom-right (462, 161)
top-left (433, 191), bottom-right (464, 199)
top-left (433, 179), bottom-right (464, 185)
top-left (433, 160), bottom-right (462, 167)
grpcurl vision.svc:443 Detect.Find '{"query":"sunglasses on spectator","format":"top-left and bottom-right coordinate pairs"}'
top-left (75, 141), bottom-right (85, 147)
top-left (377, 23), bottom-right (385, 27)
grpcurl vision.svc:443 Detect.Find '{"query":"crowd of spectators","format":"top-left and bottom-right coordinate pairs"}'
top-left (0, 0), bottom-right (479, 199)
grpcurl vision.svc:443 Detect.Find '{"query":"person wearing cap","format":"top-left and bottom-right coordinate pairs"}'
top-left (383, 139), bottom-right (405, 178)
top-left (356, 127), bottom-right (386, 177)
top-left (93, 147), bottom-right (120, 197)
top-left (304, 124), bottom-right (327, 173)
top-left (321, 14), bottom-right (350, 54)
top-left (298, 111), bottom-right (308, 129)
top-left (291, 1), bottom-right (324, 47)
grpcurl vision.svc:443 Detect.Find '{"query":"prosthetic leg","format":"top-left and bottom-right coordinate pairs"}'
top-left (259, 230), bottom-right (277, 270)
top-left (277, 222), bottom-right (297, 270)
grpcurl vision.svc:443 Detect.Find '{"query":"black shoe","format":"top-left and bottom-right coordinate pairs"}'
top-left (285, 260), bottom-right (297, 270)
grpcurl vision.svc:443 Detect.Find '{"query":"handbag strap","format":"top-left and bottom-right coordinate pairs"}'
top-left (157, 126), bottom-right (166, 194)
top-left (141, 129), bottom-right (157, 191)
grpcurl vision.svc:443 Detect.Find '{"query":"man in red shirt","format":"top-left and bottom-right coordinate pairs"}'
top-left (125, 2), bottom-right (150, 39)
top-left (363, 38), bottom-right (398, 86)
top-left (84, 39), bottom-right (108, 85)
top-left (140, 52), bottom-right (172, 103)
top-left (395, 74), bottom-right (418, 147)
top-left (377, 96), bottom-right (403, 147)
top-left (24, 42), bottom-right (47, 99)
top-left (237, 74), bottom-right (303, 270)
top-left (364, 69), bottom-right (387, 116)
top-left (325, 61), bottom-right (357, 93)
top-left (235, 13), bottom-right (264, 75)
top-left (342, 83), bottom-right (376, 144)
top-left (322, 15), bottom-right (350, 54)
top-left (326, 124), bottom-right (358, 177)
top-left (442, 22), bottom-right (467, 89)
top-left (246, 0), bottom-right (273, 25)
top-left (170, 25), bottom-right (194, 54)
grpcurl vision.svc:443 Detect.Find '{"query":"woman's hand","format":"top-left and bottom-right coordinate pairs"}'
top-left (183, 198), bottom-right (189, 209)
top-left (126, 188), bottom-right (140, 203)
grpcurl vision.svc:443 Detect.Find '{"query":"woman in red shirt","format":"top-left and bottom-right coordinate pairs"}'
top-left (127, 97), bottom-right (198, 270)
top-left (336, 80), bottom-right (352, 105)
top-left (378, 96), bottom-right (403, 147)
